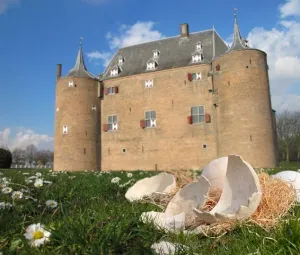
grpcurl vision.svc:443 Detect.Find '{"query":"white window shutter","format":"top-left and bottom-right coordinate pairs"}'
top-left (112, 122), bottom-right (118, 130)
top-left (150, 119), bottom-right (156, 127)
top-left (92, 106), bottom-right (96, 111)
top-left (145, 80), bottom-right (153, 88)
top-left (196, 73), bottom-right (202, 80)
top-left (63, 126), bottom-right (68, 134)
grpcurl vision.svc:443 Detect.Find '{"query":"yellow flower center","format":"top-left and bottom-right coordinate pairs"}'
top-left (33, 231), bottom-right (44, 240)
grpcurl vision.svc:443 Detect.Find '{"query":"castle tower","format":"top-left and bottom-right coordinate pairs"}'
top-left (54, 42), bottom-right (100, 171)
top-left (212, 14), bottom-right (277, 168)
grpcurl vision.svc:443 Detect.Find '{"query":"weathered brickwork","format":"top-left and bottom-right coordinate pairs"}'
top-left (212, 49), bottom-right (277, 168)
top-left (101, 64), bottom-right (217, 171)
top-left (54, 77), bottom-right (100, 171)
top-left (54, 22), bottom-right (278, 171)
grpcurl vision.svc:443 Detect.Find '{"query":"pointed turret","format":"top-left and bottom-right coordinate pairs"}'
top-left (67, 41), bottom-right (97, 79)
top-left (227, 11), bottom-right (249, 52)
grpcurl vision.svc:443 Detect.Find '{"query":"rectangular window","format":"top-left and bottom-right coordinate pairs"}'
top-left (191, 106), bottom-right (205, 124)
top-left (145, 111), bottom-right (156, 128)
top-left (108, 87), bottom-right (115, 94)
top-left (107, 115), bottom-right (118, 131)
top-left (145, 80), bottom-right (153, 88)
top-left (192, 72), bottom-right (202, 80)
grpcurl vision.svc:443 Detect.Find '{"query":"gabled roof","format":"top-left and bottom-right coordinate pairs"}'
top-left (67, 44), bottom-right (98, 79)
top-left (102, 29), bottom-right (228, 80)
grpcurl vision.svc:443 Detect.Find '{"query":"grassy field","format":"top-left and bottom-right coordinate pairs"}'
top-left (1, 162), bottom-right (300, 254)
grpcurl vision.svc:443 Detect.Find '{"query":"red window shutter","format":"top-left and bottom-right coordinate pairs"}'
top-left (104, 87), bottom-right (108, 95)
top-left (187, 73), bottom-right (192, 81)
top-left (114, 86), bottom-right (119, 94)
top-left (187, 116), bottom-right (192, 124)
top-left (140, 119), bottom-right (146, 128)
top-left (103, 124), bottom-right (108, 132)
top-left (205, 113), bottom-right (211, 123)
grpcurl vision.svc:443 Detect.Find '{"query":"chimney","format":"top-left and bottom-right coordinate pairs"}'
top-left (56, 64), bottom-right (62, 81)
top-left (180, 23), bottom-right (189, 37)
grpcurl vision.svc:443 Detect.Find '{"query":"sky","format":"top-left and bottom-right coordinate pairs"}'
top-left (0, 0), bottom-right (299, 150)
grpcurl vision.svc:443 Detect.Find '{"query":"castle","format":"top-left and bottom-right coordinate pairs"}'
top-left (53, 15), bottom-right (278, 171)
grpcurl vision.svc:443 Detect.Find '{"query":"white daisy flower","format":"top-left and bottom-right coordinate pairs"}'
top-left (22, 172), bottom-right (29, 175)
top-left (49, 170), bottom-right (53, 172)
top-left (0, 202), bottom-right (5, 209)
top-left (24, 223), bottom-right (51, 247)
top-left (45, 200), bottom-right (58, 209)
top-left (69, 176), bottom-right (76, 180)
top-left (111, 177), bottom-right (121, 184)
top-left (34, 179), bottom-right (43, 188)
top-left (43, 180), bottom-right (52, 185)
top-left (11, 191), bottom-right (23, 200)
top-left (36, 172), bottom-right (42, 177)
top-left (1, 187), bottom-right (12, 194)
top-left (0, 183), bottom-right (6, 189)
top-left (25, 179), bottom-right (33, 184)
top-left (127, 173), bottom-right (133, 178)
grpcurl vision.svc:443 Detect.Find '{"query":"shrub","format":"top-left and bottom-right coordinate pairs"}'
top-left (0, 148), bottom-right (12, 168)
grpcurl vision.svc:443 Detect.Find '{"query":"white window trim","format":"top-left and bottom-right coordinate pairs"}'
top-left (107, 114), bottom-right (118, 131)
top-left (191, 105), bottom-right (205, 125)
top-left (107, 87), bottom-right (116, 95)
top-left (145, 110), bottom-right (156, 128)
top-left (191, 72), bottom-right (202, 81)
top-left (196, 42), bottom-right (203, 51)
top-left (153, 50), bottom-right (160, 58)
top-left (68, 81), bottom-right (74, 87)
top-left (92, 105), bottom-right (96, 111)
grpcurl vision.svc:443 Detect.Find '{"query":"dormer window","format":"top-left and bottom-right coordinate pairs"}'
top-left (153, 50), bottom-right (160, 58)
top-left (110, 66), bottom-right (121, 77)
top-left (118, 56), bottom-right (125, 65)
top-left (192, 54), bottom-right (204, 63)
top-left (147, 61), bottom-right (158, 71)
top-left (196, 42), bottom-right (203, 51)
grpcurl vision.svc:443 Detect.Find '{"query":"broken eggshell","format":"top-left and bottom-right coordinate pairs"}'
top-left (125, 172), bottom-right (176, 202)
top-left (164, 175), bottom-right (211, 226)
top-left (194, 155), bottom-right (262, 224)
top-left (141, 211), bottom-right (185, 232)
top-left (272, 171), bottom-right (300, 202)
top-left (201, 156), bottom-right (228, 190)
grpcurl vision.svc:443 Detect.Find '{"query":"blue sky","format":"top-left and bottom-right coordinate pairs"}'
top-left (0, 0), bottom-right (299, 150)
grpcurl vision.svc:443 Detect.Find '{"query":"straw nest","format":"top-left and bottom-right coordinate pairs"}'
top-left (142, 170), bottom-right (296, 237)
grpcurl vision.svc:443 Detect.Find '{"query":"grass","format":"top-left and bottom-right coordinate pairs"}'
top-left (0, 162), bottom-right (300, 254)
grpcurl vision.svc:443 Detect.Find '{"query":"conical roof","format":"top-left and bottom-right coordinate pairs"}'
top-left (227, 14), bottom-right (249, 52)
top-left (67, 43), bottom-right (97, 79)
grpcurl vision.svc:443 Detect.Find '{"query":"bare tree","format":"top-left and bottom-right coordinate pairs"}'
top-left (25, 144), bottom-right (37, 165)
top-left (12, 148), bottom-right (25, 165)
top-left (295, 111), bottom-right (300, 161)
top-left (277, 111), bottom-right (298, 162)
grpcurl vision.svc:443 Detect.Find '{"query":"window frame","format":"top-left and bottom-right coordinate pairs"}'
top-left (107, 114), bottom-right (118, 131)
top-left (191, 72), bottom-right (202, 81)
top-left (191, 54), bottom-right (204, 63)
top-left (62, 125), bottom-right (68, 134)
top-left (191, 105), bottom-right (205, 124)
top-left (145, 110), bottom-right (156, 128)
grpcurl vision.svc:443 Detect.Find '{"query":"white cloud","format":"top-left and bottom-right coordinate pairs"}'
top-left (280, 0), bottom-right (300, 18)
top-left (0, 128), bottom-right (53, 150)
top-left (86, 51), bottom-right (112, 67)
top-left (107, 21), bottom-right (164, 49)
top-left (0, 0), bottom-right (19, 15)
top-left (87, 21), bottom-right (164, 68)
top-left (246, 0), bottom-right (300, 112)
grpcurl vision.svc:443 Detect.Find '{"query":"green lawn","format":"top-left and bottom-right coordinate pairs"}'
top-left (1, 166), bottom-right (300, 254)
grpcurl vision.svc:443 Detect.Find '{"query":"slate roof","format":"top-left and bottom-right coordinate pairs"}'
top-left (102, 29), bottom-right (228, 80)
top-left (67, 45), bottom-right (98, 79)
top-left (227, 16), bottom-right (249, 52)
